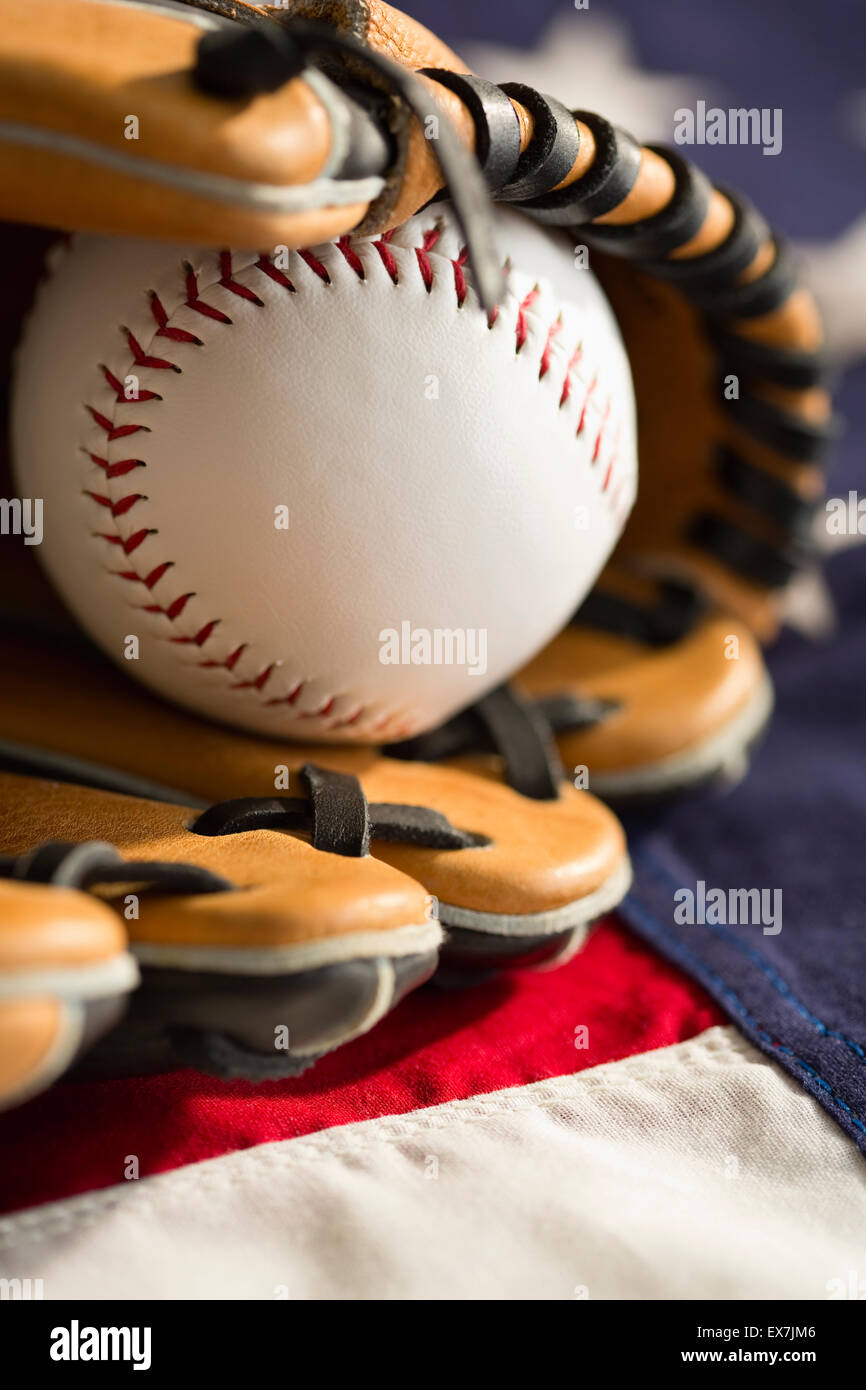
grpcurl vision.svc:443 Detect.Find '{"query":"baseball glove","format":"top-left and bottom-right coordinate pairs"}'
top-left (0, 765), bottom-right (441, 1094)
top-left (0, 0), bottom-right (835, 1099)
top-left (0, 611), bottom-right (629, 1102)
top-left (0, 619), bottom-right (630, 972)
top-left (0, 877), bottom-right (136, 1111)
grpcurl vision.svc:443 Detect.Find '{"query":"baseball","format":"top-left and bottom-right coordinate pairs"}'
top-left (12, 205), bottom-right (637, 743)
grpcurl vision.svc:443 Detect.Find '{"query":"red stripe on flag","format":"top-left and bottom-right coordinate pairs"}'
top-left (0, 919), bottom-right (722, 1215)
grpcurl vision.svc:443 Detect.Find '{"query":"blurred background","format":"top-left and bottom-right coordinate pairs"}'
top-left (417, 0), bottom-right (866, 361)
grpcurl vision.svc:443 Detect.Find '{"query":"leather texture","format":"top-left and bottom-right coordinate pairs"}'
top-left (517, 600), bottom-right (773, 799)
top-left (591, 256), bottom-right (827, 640)
top-left (0, 774), bottom-right (439, 963)
top-left (12, 202), bottom-right (637, 743)
top-left (283, 0), bottom-right (468, 71)
top-left (0, 772), bottom-right (442, 1096)
top-left (0, 629), bottom-right (629, 926)
top-left (0, 880), bottom-right (137, 1110)
top-left (0, 880), bottom-right (127, 971)
top-left (0, 0), bottom-right (375, 248)
top-left (0, 997), bottom-right (72, 1109)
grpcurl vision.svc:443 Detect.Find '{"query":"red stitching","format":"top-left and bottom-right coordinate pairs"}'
top-left (576, 375), bottom-right (598, 438)
top-left (151, 286), bottom-right (205, 340)
top-left (539, 317), bottom-right (562, 380)
top-left (172, 620), bottom-right (219, 648)
top-left (88, 454), bottom-right (146, 480)
top-left (452, 246), bottom-right (469, 307)
top-left (414, 227), bottom-right (440, 291)
top-left (559, 344), bottom-right (583, 408)
top-left (254, 256), bottom-right (295, 292)
top-left (116, 561), bottom-right (171, 590)
top-left (99, 367), bottom-right (161, 407)
top-left (200, 644), bottom-right (246, 672)
top-left (98, 527), bottom-right (154, 555)
top-left (370, 231), bottom-right (470, 309)
top-left (179, 267), bottom-right (229, 323)
top-left (373, 233), bottom-right (399, 284)
top-left (336, 236), bottom-right (365, 278)
top-left (298, 696), bottom-right (335, 719)
top-left (88, 404), bottom-right (150, 438)
top-left (86, 489), bottom-right (146, 518)
top-left (145, 591), bottom-right (193, 620)
top-left (218, 251), bottom-right (264, 306)
top-left (263, 680), bottom-right (305, 707)
top-left (232, 663), bottom-right (275, 692)
top-left (83, 233), bottom-right (622, 731)
top-left (515, 287), bottom-right (539, 352)
top-left (124, 330), bottom-right (176, 372)
top-left (593, 399), bottom-right (612, 465)
top-left (298, 249), bottom-right (330, 283)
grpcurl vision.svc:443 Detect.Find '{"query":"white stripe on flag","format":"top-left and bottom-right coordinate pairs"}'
top-left (1, 1026), bottom-right (863, 1299)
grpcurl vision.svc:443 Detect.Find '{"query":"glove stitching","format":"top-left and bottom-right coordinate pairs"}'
top-left (83, 224), bottom-right (623, 734)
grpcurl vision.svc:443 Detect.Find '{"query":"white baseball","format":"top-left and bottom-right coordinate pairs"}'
top-left (13, 204), bottom-right (636, 743)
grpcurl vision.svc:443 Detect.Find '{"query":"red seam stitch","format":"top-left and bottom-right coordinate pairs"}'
top-left (218, 251), bottom-right (264, 305)
top-left (85, 490), bottom-right (145, 518)
top-left (98, 527), bottom-right (154, 555)
top-left (180, 267), bottom-right (231, 323)
top-left (414, 227), bottom-right (442, 292)
top-left (560, 344), bottom-right (583, 407)
top-left (539, 316), bottom-right (562, 380)
top-left (298, 696), bottom-right (335, 719)
top-left (199, 644), bottom-right (246, 672)
top-left (87, 453), bottom-right (146, 480)
top-left (414, 249), bottom-right (433, 291)
top-left (231, 662), bottom-right (275, 692)
top-left (373, 238), bottom-right (399, 284)
top-left (263, 680), bottom-right (305, 707)
top-left (150, 290), bottom-right (204, 343)
top-left (172, 620), bottom-right (220, 647)
top-left (592, 399), bottom-right (612, 465)
top-left (299, 250), bottom-right (330, 283)
top-left (113, 561), bottom-right (172, 590)
top-left (336, 236), bottom-right (365, 278)
top-left (515, 287), bottom-right (539, 352)
top-left (576, 375), bottom-right (598, 437)
top-left (255, 255), bottom-right (295, 292)
top-left (145, 592), bottom-right (194, 620)
top-left (452, 246), bottom-right (469, 307)
top-left (88, 408), bottom-right (149, 439)
top-left (100, 368), bottom-right (161, 407)
top-left (124, 328), bottom-right (178, 373)
top-left (338, 707), bottom-right (364, 728)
